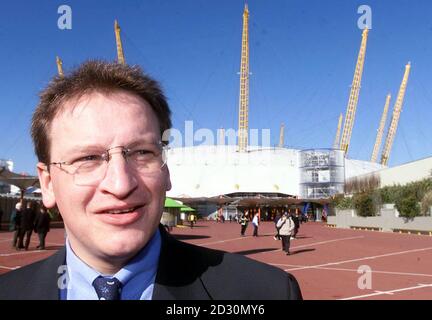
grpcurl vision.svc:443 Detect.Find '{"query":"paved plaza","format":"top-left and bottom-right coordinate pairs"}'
top-left (1, 220), bottom-right (432, 299)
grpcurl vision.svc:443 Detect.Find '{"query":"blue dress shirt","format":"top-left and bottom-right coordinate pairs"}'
top-left (61, 229), bottom-right (161, 300)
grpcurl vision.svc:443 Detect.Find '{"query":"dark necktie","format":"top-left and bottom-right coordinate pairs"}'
top-left (92, 276), bottom-right (122, 300)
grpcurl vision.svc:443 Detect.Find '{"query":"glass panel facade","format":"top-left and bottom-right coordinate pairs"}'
top-left (299, 149), bottom-right (345, 199)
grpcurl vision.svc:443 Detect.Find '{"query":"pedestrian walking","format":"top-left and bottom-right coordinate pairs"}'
top-left (291, 213), bottom-right (300, 239)
top-left (277, 212), bottom-right (295, 255)
top-left (188, 214), bottom-right (196, 229)
top-left (0, 207), bottom-right (3, 231)
top-left (252, 212), bottom-right (259, 237)
top-left (11, 202), bottom-right (23, 249)
top-left (273, 211), bottom-right (282, 240)
top-left (34, 206), bottom-right (51, 250)
top-left (18, 202), bottom-right (36, 250)
top-left (239, 211), bottom-right (249, 236)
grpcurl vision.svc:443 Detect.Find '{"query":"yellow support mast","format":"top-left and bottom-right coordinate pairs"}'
top-left (370, 94), bottom-right (391, 163)
top-left (333, 113), bottom-right (343, 149)
top-left (380, 62), bottom-right (411, 166)
top-left (340, 28), bottom-right (369, 156)
top-left (56, 56), bottom-right (64, 77)
top-left (114, 19), bottom-right (126, 65)
top-left (278, 123), bottom-right (285, 148)
top-left (238, 4), bottom-right (250, 152)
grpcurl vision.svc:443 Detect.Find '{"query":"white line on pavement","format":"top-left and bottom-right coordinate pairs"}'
top-left (198, 236), bottom-right (252, 246)
top-left (0, 265), bottom-right (21, 270)
top-left (199, 235), bottom-right (364, 249)
top-left (270, 263), bottom-right (432, 278)
top-left (291, 236), bottom-right (364, 250)
top-left (373, 291), bottom-right (394, 295)
top-left (0, 250), bottom-right (51, 257)
top-left (339, 283), bottom-right (432, 300)
top-left (284, 246), bottom-right (432, 272)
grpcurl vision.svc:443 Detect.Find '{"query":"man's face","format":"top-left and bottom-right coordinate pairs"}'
top-left (37, 91), bottom-right (171, 268)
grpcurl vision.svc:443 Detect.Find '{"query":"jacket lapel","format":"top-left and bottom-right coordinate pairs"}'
top-left (152, 226), bottom-right (212, 300)
top-left (25, 247), bottom-right (66, 300)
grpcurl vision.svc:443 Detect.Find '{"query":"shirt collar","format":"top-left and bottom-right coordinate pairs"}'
top-left (114, 229), bottom-right (161, 284)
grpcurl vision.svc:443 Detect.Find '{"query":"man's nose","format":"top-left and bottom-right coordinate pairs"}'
top-left (98, 152), bottom-right (138, 199)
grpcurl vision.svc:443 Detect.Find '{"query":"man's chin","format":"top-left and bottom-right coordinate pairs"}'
top-left (100, 233), bottom-right (151, 259)
top-left (97, 244), bottom-right (141, 267)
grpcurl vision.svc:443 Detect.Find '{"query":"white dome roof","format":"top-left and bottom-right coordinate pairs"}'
top-left (165, 145), bottom-right (384, 199)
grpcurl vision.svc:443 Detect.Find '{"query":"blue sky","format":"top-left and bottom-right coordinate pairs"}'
top-left (1, 0), bottom-right (432, 175)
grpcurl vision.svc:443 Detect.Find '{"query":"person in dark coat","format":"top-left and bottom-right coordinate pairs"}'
top-left (18, 202), bottom-right (36, 250)
top-left (34, 206), bottom-right (51, 250)
top-left (0, 207), bottom-right (3, 231)
top-left (11, 202), bottom-right (23, 249)
top-left (291, 212), bottom-right (300, 239)
top-left (273, 211), bottom-right (282, 240)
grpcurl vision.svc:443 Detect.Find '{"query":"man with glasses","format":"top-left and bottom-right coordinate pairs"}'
top-left (0, 61), bottom-right (302, 300)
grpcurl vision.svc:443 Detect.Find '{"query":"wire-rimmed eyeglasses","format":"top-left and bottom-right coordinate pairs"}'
top-left (47, 141), bottom-right (168, 186)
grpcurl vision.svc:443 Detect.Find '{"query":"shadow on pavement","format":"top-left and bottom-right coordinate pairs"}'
top-left (291, 248), bottom-right (316, 255)
top-left (172, 234), bottom-right (211, 240)
top-left (25, 245), bottom-right (63, 252)
top-left (43, 246), bottom-right (64, 251)
top-left (185, 225), bottom-right (209, 228)
top-left (233, 248), bottom-right (279, 256)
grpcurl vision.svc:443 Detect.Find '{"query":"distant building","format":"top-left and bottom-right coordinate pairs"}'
top-left (0, 159), bottom-right (13, 171)
top-left (347, 156), bottom-right (432, 188)
top-left (0, 159), bottom-right (19, 194)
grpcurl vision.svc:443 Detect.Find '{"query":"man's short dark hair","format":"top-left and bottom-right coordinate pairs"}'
top-left (31, 60), bottom-right (171, 164)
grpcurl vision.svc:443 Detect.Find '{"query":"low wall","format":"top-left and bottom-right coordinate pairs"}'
top-left (328, 208), bottom-right (432, 232)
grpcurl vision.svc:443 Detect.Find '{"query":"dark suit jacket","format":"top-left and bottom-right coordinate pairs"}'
top-left (20, 208), bottom-right (36, 231)
top-left (0, 225), bottom-right (302, 300)
top-left (34, 212), bottom-right (51, 233)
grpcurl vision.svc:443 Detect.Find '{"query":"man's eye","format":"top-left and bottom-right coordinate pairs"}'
top-left (132, 149), bottom-right (156, 160)
top-left (74, 155), bottom-right (102, 163)
top-left (137, 149), bottom-right (155, 156)
top-left (137, 150), bottom-right (153, 155)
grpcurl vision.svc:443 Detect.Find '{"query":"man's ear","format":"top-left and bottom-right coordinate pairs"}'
top-left (37, 163), bottom-right (56, 208)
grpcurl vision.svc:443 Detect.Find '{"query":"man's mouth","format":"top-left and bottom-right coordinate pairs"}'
top-left (101, 206), bottom-right (143, 214)
top-left (94, 205), bottom-right (145, 225)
